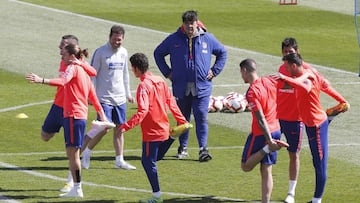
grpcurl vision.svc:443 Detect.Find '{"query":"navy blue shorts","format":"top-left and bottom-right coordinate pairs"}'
top-left (279, 120), bottom-right (304, 153)
top-left (63, 117), bottom-right (86, 148)
top-left (42, 104), bottom-right (63, 133)
top-left (242, 130), bottom-right (281, 165)
top-left (97, 103), bottom-right (126, 125)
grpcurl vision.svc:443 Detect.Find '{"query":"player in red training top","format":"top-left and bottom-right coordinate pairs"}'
top-left (121, 53), bottom-right (189, 203)
top-left (239, 58), bottom-right (288, 203)
top-left (28, 35), bottom-right (97, 193)
top-left (42, 35), bottom-right (97, 142)
top-left (277, 37), bottom-right (348, 203)
top-left (278, 53), bottom-right (349, 203)
top-left (26, 44), bottom-right (110, 198)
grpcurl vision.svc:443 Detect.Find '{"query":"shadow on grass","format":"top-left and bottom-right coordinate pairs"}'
top-left (90, 155), bottom-right (141, 162)
top-left (37, 201), bottom-right (116, 203)
top-left (162, 196), bottom-right (251, 202)
top-left (0, 188), bottom-right (117, 202)
top-left (122, 196), bottom-right (255, 203)
top-left (161, 156), bottom-right (202, 162)
top-left (0, 188), bottom-right (57, 201)
top-left (41, 156), bottom-right (68, 161)
top-left (0, 166), bottom-right (68, 171)
top-left (41, 155), bottom-right (141, 162)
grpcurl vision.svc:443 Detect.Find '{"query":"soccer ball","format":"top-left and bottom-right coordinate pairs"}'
top-left (222, 92), bottom-right (247, 113)
top-left (208, 96), bottom-right (224, 112)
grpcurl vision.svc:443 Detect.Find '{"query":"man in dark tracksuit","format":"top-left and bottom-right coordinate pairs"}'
top-left (154, 10), bottom-right (227, 162)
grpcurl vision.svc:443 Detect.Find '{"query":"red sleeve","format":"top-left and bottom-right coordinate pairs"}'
top-left (246, 88), bottom-right (261, 113)
top-left (79, 60), bottom-right (97, 77)
top-left (282, 72), bottom-right (312, 93)
top-left (122, 83), bottom-right (149, 132)
top-left (318, 75), bottom-right (347, 103)
top-left (305, 63), bottom-right (346, 103)
top-left (88, 84), bottom-right (102, 113)
top-left (49, 65), bottom-right (75, 86)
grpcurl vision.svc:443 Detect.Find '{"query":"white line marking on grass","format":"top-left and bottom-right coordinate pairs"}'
top-left (0, 100), bottom-right (52, 113)
top-left (0, 143), bottom-right (358, 157)
top-left (1, 0), bottom-right (357, 115)
top-left (0, 196), bottom-right (21, 203)
top-left (1, 78), bottom-right (359, 113)
top-left (0, 143), bottom-right (358, 201)
top-left (0, 161), bottom-right (247, 202)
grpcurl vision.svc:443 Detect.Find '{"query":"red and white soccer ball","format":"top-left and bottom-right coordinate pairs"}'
top-left (222, 92), bottom-right (247, 113)
top-left (208, 96), bottom-right (224, 113)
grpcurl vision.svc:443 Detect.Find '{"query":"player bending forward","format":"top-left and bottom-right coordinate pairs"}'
top-left (120, 53), bottom-right (190, 203)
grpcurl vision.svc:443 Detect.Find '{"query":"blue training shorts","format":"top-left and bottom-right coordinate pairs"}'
top-left (97, 103), bottom-right (126, 125)
top-left (42, 104), bottom-right (64, 133)
top-left (279, 120), bottom-right (304, 153)
top-left (63, 117), bottom-right (86, 148)
top-left (241, 130), bottom-right (281, 165)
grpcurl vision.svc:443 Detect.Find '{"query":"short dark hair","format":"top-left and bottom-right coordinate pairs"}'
top-left (239, 58), bottom-right (256, 72)
top-left (130, 53), bottom-right (149, 74)
top-left (109, 25), bottom-right (125, 37)
top-left (281, 37), bottom-right (298, 51)
top-left (283, 53), bottom-right (303, 66)
top-left (62, 35), bottom-right (79, 45)
top-left (182, 10), bottom-right (198, 22)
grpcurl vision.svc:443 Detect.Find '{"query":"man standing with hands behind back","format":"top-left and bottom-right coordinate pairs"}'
top-left (154, 10), bottom-right (227, 162)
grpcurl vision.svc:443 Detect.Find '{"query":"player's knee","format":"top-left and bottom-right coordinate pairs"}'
top-left (241, 163), bottom-right (252, 172)
top-left (41, 132), bottom-right (55, 142)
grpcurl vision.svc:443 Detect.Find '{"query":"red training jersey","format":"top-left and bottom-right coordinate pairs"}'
top-left (122, 72), bottom-right (187, 142)
top-left (277, 62), bottom-right (346, 122)
top-left (53, 60), bottom-right (97, 107)
top-left (282, 69), bottom-right (327, 126)
top-left (246, 76), bottom-right (280, 136)
top-left (49, 64), bottom-right (102, 119)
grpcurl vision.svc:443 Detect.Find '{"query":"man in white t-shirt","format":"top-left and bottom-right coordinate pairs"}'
top-left (81, 25), bottom-right (136, 170)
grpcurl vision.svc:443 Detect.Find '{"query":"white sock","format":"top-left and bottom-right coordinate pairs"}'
top-left (262, 145), bottom-right (270, 154)
top-left (288, 180), bottom-right (297, 196)
top-left (312, 197), bottom-right (322, 203)
top-left (153, 191), bottom-right (161, 198)
top-left (116, 155), bottom-right (124, 163)
top-left (67, 171), bottom-right (73, 185)
top-left (86, 129), bottom-right (97, 138)
top-left (74, 182), bottom-right (82, 189)
top-left (83, 147), bottom-right (92, 156)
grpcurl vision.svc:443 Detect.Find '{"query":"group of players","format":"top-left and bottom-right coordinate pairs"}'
top-left (25, 9), bottom-right (349, 203)
top-left (239, 37), bottom-right (349, 203)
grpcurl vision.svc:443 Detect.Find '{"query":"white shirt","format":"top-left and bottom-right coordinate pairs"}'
top-left (91, 42), bottom-right (131, 106)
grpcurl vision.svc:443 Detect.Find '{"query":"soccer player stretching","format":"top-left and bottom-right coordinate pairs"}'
top-left (121, 53), bottom-right (189, 203)
top-left (26, 44), bottom-right (110, 198)
top-left (277, 53), bottom-right (349, 203)
top-left (277, 37), bottom-right (349, 203)
top-left (239, 58), bottom-right (288, 203)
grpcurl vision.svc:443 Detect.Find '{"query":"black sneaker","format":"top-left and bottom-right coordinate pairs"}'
top-left (199, 148), bottom-right (212, 162)
top-left (176, 146), bottom-right (189, 159)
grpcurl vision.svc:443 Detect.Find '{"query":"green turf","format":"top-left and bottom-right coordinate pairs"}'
top-left (1, 56), bottom-right (359, 203)
top-left (1, 1), bottom-right (359, 202)
top-left (21, 0), bottom-right (359, 73)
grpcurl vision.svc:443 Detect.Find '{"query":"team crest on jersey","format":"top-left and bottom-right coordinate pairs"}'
top-left (202, 42), bottom-right (207, 49)
top-left (139, 87), bottom-right (147, 95)
top-left (202, 42), bottom-right (208, 54)
top-left (64, 65), bottom-right (73, 78)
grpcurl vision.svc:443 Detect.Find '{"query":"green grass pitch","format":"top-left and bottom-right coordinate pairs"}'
top-left (0, 0), bottom-right (359, 202)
